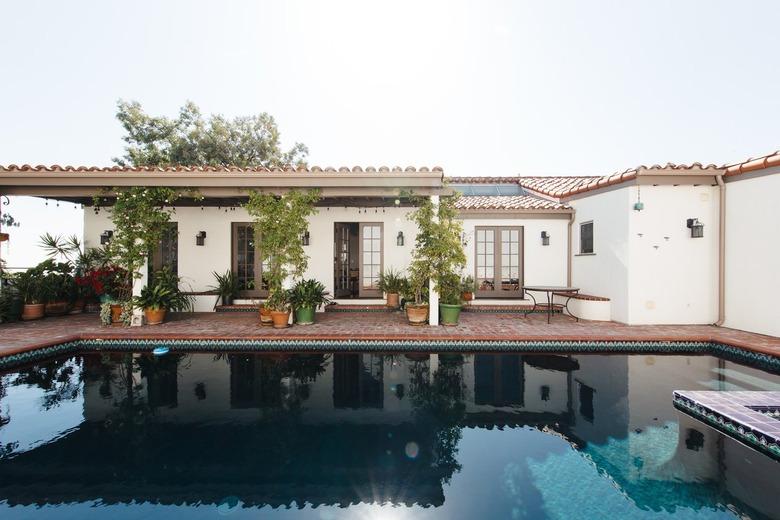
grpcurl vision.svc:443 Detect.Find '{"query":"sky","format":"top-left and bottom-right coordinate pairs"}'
top-left (1, 0), bottom-right (779, 266)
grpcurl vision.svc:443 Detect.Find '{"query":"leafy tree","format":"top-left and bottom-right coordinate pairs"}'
top-left (1, 213), bottom-right (19, 228)
top-left (114, 100), bottom-right (308, 168)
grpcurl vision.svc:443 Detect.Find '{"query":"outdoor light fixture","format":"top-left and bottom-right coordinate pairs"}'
top-left (686, 218), bottom-right (704, 238)
top-left (100, 230), bottom-right (113, 245)
top-left (541, 231), bottom-right (550, 246)
top-left (301, 231), bottom-right (310, 246)
top-left (397, 231), bottom-right (405, 246)
top-left (195, 231), bottom-right (207, 246)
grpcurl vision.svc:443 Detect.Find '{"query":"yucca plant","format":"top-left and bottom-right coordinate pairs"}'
top-left (210, 270), bottom-right (239, 306)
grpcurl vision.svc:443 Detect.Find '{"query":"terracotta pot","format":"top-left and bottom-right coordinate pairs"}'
top-left (45, 301), bottom-right (69, 316)
top-left (406, 304), bottom-right (429, 326)
top-left (22, 303), bottom-right (45, 321)
top-left (144, 307), bottom-right (166, 325)
top-left (110, 304), bottom-right (123, 324)
top-left (386, 293), bottom-right (400, 308)
top-left (461, 292), bottom-right (474, 302)
top-left (69, 299), bottom-right (85, 314)
top-left (259, 304), bottom-right (273, 327)
top-left (270, 309), bottom-right (291, 329)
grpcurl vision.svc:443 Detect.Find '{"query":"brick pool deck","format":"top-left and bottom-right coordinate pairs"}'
top-left (1, 311), bottom-right (779, 359)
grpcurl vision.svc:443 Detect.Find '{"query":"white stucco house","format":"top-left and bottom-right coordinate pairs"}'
top-left (0, 148), bottom-right (777, 334)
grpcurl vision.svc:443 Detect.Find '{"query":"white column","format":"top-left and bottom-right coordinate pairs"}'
top-left (429, 353), bottom-right (439, 375)
top-left (283, 274), bottom-right (295, 325)
top-left (428, 195), bottom-right (440, 326)
top-left (130, 256), bottom-right (148, 326)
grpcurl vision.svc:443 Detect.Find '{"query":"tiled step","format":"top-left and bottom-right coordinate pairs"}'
top-left (215, 305), bottom-right (259, 313)
top-left (325, 304), bottom-right (397, 313)
top-left (463, 304), bottom-right (558, 314)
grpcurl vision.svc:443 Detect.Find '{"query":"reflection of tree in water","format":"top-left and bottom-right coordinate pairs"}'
top-left (11, 357), bottom-right (82, 410)
top-left (408, 354), bottom-right (468, 482)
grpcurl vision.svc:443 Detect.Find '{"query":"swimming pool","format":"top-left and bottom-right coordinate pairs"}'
top-left (0, 350), bottom-right (778, 519)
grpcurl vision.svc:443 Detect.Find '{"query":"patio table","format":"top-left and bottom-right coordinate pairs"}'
top-left (522, 286), bottom-right (580, 324)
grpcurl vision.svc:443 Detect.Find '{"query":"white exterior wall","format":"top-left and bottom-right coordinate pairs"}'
top-left (627, 184), bottom-right (719, 325)
top-left (460, 216), bottom-right (569, 292)
top-left (570, 188), bottom-right (631, 322)
top-left (724, 170), bottom-right (780, 337)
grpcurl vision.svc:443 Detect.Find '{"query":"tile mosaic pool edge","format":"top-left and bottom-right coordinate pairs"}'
top-left (1, 338), bottom-right (779, 372)
top-left (673, 392), bottom-right (780, 461)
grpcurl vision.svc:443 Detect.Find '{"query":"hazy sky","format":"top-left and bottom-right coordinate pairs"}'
top-left (1, 0), bottom-right (778, 266)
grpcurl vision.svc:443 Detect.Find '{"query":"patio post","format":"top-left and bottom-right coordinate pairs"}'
top-left (130, 256), bottom-right (148, 326)
top-left (428, 195), bottom-right (440, 326)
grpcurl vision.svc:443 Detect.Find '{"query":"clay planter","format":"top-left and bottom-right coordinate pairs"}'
top-left (386, 293), bottom-right (400, 308)
top-left (144, 308), bottom-right (166, 325)
top-left (461, 292), bottom-right (474, 302)
top-left (110, 304), bottom-right (123, 324)
top-left (259, 304), bottom-right (273, 327)
top-left (270, 309), bottom-right (291, 329)
top-left (406, 304), bottom-right (429, 326)
top-left (22, 303), bottom-right (45, 321)
top-left (45, 301), bottom-right (69, 316)
top-left (69, 299), bottom-right (85, 314)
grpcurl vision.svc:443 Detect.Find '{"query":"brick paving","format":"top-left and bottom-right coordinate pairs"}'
top-left (1, 311), bottom-right (778, 359)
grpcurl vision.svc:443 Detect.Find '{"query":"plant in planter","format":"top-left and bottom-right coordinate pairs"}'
top-left (438, 271), bottom-right (464, 326)
top-left (242, 189), bottom-right (320, 328)
top-left (14, 264), bottom-right (46, 320)
top-left (406, 192), bottom-right (467, 326)
top-left (133, 267), bottom-right (193, 325)
top-left (40, 260), bottom-right (77, 316)
top-left (378, 267), bottom-right (407, 308)
top-left (289, 279), bottom-right (331, 325)
top-left (460, 275), bottom-right (475, 302)
top-left (210, 270), bottom-right (239, 307)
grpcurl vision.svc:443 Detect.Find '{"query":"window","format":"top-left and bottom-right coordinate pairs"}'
top-left (475, 226), bottom-right (523, 297)
top-left (231, 223), bottom-right (269, 297)
top-left (580, 221), bottom-right (594, 254)
top-left (149, 222), bottom-right (178, 280)
top-left (359, 223), bottom-right (383, 297)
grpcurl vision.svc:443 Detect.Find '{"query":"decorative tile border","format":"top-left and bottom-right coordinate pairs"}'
top-left (673, 390), bottom-right (780, 461)
top-left (1, 338), bottom-right (778, 373)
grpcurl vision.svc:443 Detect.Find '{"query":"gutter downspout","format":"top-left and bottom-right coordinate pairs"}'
top-left (567, 210), bottom-right (574, 286)
top-left (715, 174), bottom-right (726, 326)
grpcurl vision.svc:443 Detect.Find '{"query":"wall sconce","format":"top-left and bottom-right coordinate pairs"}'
top-left (396, 231), bottom-right (405, 246)
top-left (195, 231), bottom-right (207, 246)
top-left (100, 230), bottom-right (113, 245)
top-left (541, 231), bottom-right (550, 246)
top-left (301, 231), bottom-right (310, 246)
top-left (686, 218), bottom-right (704, 238)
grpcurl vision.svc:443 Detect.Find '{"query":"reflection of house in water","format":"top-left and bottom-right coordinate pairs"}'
top-left (0, 351), bottom-right (778, 517)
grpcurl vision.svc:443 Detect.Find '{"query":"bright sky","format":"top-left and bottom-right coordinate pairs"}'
top-left (1, 0), bottom-right (778, 266)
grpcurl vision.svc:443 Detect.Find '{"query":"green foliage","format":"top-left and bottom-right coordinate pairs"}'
top-left (378, 267), bottom-right (408, 294)
top-left (1, 212), bottom-right (19, 228)
top-left (242, 189), bottom-right (320, 311)
top-left (438, 271), bottom-right (462, 306)
top-left (289, 279), bottom-right (331, 310)
top-left (406, 193), bottom-right (467, 305)
top-left (94, 186), bottom-right (183, 301)
top-left (265, 288), bottom-right (291, 313)
top-left (99, 302), bottom-right (112, 326)
top-left (460, 275), bottom-right (475, 294)
top-left (114, 100), bottom-right (308, 168)
top-left (134, 267), bottom-right (193, 312)
top-left (210, 270), bottom-right (239, 302)
top-left (13, 260), bottom-right (75, 304)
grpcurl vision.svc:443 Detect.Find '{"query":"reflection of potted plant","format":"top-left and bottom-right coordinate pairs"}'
top-left (378, 267), bottom-right (406, 308)
top-left (14, 266), bottom-right (45, 320)
top-left (289, 279), bottom-right (331, 325)
top-left (460, 275), bottom-right (475, 302)
top-left (210, 270), bottom-right (239, 307)
top-left (439, 271), bottom-right (463, 326)
top-left (134, 268), bottom-right (193, 325)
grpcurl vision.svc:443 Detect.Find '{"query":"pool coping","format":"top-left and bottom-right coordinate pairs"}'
top-left (1, 334), bottom-right (779, 372)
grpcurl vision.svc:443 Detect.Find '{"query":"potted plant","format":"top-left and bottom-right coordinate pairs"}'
top-left (40, 260), bottom-right (76, 316)
top-left (378, 267), bottom-right (406, 308)
top-left (133, 267), bottom-right (193, 325)
top-left (210, 270), bottom-right (239, 307)
top-left (439, 271), bottom-right (463, 326)
top-left (404, 266), bottom-right (430, 325)
top-left (460, 275), bottom-right (475, 302)
top-left (289, 278), bottom-right (331, 325)
top-left (405, 192), bottom-right (467, 326)
top-left (14, 266), bottom-right (45, 320)
top-left (242, 189), bottom-right (320, 329)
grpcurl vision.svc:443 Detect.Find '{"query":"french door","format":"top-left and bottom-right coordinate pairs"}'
top-left (359, 223), bottom-right (383, 298)
top-left (231, 223), bottom-right (269, 298)
top-left (475, 226), bottom-right (523, 298)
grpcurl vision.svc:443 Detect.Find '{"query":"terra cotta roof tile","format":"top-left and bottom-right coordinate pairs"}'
top-left (0, 164), bottom-right (443, 174)
top-left (455, 195), bottom-right (571, 211)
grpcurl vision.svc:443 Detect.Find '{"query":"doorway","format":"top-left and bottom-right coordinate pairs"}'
top-left (334, 222), bottom-right (383, 299)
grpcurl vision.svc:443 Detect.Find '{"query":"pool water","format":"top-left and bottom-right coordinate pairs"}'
top-left (1, 351), bottom-right (779, 519)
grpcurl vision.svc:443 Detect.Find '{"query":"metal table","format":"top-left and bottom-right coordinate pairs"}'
top-left (522, 286), bottom-right (580, 323)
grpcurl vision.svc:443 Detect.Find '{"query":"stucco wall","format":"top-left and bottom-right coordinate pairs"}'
top-left (626, 184), bottom-right (719, 325)
top-left (569, 188), bottom-right (631, 322)
top-left (459, 216), bottom-right (569, 292)
top-left (723, 170), bottom-right (780, 337)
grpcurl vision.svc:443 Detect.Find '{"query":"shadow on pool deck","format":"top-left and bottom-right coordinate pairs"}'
top-left (1, 311), bottom-right (779, 359)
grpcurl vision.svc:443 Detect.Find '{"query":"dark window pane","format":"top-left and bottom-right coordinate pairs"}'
top-left (580, 222), bottom-right (594, 254)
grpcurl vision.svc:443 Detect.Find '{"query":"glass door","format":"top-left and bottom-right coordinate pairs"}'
top-left (358, 223), bottom-right (383, 298)
top-left (475, 226), bottom-right (523, 298)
